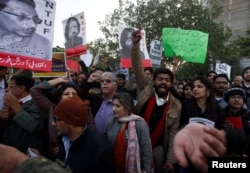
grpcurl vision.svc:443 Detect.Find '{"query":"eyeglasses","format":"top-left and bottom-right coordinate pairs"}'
top-left (53, 116), bottom-right (62, 122)
top-left (100, 79), bottom-right (114, 83)
top-left (229, 95), bottom-right (244, 100)
top-left (1, 10), bottom-right (42, 24)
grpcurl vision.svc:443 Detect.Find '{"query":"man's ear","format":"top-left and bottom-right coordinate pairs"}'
top-left (19, 85), bottom-right (26, 92)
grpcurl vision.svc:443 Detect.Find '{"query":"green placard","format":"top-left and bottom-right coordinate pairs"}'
top-left (162, 28), bottom-right (209, 64)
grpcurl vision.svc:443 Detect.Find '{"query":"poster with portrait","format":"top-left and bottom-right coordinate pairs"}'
top-left (62, 11), bottom-right (87, 57)
top-left (0, 0), bottom-right (56, 72)
top-left (118, 23), bottom-right (151, 68)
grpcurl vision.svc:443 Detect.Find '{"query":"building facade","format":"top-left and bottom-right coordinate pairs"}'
top-left (216, 0), bottom-right (250, 40)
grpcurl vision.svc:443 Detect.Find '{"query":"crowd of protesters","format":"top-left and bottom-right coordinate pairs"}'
top-left (0, 30), bottom-right (250, 173)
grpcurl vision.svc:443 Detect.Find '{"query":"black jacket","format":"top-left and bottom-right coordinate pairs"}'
top-left (57, 128), bottom-right (115, 173)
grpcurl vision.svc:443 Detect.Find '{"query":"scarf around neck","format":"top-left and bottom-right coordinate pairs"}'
top-left (144, 95), bottom-right (170, 148)
top-left (118, 114), bottom-right (147, 173)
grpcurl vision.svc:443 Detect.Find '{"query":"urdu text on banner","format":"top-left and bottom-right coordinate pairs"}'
top-left (162, 28), bottom-right (209, 64)
top-left (0, 0), bottom-right (56, 71)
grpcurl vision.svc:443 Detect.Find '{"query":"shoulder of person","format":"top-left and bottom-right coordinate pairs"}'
top-left (169, 93), bottom-right (182, 106)
top-left (105, 115), bottom-right (116, 125)
top-left (135, 119), bottom-right (148, 130)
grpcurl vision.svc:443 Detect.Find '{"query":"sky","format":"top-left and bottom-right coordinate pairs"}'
top-left (53, 0), bottom-right (135, 47)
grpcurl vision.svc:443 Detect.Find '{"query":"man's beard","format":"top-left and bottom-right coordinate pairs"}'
top-left (214, 89), bottom-right (224, 97)
top-left (244, 78), bottom-right (250, 82)
top-left (154, 84), bottom-right (169, 98)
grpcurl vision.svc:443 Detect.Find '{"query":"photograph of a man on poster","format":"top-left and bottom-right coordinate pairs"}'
top-left (64, 16), bottom-right (83, 49)
top-left (0, 0), bottom-right (52, 60)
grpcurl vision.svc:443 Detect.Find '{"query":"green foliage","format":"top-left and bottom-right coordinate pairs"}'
top-left (90, 0), bottom-right (242, 79)
top-left (233, 30), bottom-right (250, 57)
top-left (52, 46), bottom-right (64, 52)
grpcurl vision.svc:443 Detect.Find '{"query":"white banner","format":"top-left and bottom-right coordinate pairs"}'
top-left (62, 11), bottom-right (86, 49)
top-left (0, 0), bottom-right (56, 71)
top-left (150, 40), bottom-right (163, 67)
top-left (215, 62), bottom-right (231, 79)
top-left (118, 23), bottom-right (151, 68)
top-left (80, 49), bottom-right (93, 67)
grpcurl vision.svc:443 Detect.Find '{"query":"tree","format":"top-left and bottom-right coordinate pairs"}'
top-left (233, 30), bottom-right (250, 58)
top-left (94, 0), bottom-right (237, 79)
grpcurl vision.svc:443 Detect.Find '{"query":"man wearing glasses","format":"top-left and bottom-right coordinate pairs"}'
top-left (0, 0), bottom-right (51, 60)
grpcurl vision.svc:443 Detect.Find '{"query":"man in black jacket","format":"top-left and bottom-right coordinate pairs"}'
top-left (54, 95), bottom-right (115, 173)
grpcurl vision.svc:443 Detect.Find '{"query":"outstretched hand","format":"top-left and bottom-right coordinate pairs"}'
top-left (173, 123), bottom-right (226, 173)
top-left (131, 23), bottom-right (142, 49)
top-left (0, 144), bottom-right (29, 173)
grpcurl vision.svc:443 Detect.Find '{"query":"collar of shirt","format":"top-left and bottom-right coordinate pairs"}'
top-left (215, 97), bottom-right (223, 101)
top-left (102, 95), bottom-right (113, 103)
top-left (155, 92), bottom-right (169, 106)
top-left (0, 80), bottom-right (4, 89)
top-left (18, 94), bottom-right (32, 104)
top-left (62, 136), bottom-right (71, 161)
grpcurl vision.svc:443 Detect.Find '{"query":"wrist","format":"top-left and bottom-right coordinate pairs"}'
top-left (132, 45), bottom-right (140, 50)
top-left (16, 154), bottom-right (29, 166)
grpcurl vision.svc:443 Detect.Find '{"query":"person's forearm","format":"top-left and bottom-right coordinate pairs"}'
top-left (48, 78), bottom-right (65, 87)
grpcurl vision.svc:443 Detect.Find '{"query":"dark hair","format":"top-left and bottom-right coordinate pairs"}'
top-left (183, 82), bottom-right (193, 91)
top-left (185, 77), bottom-right (223, 127)
top-left (54, 83), bottom-right (82, 104)
top-left (194, 76), bottom-right (213, 90)
top-left (10, 75), bottom-right (34, 92)
top-left (117, 73), bottom-right (126, 80)
top-left (206, 70), bottom-right (217, 77)
top-left (242, 66), bottom-right (250, 80)
top-left (0, 0), bottom-right (36, 10)
top-left (120, 28), bottom-right (135, 48)
top-left (64, 17), bottom-right (81, 40)
top-left (78, 71), bottom-right (89, 79)
top-left (213, 73), bottom-right (229, 82)
top-left (153, 68), bottom-right (174, 83)
top-left (177, 82), bottom-right (184, 87)
top-left (113, 92), bottom-right (135, 114)
top-left (223, 87), bottom-right (246, 102)
top-left (0, 66), bottom-right (7, 70)
top-left (192, 76), bottom-right (215, 106)
top-left (144, 67), bottom-right (153, 75)
top-left (93, 67), bottom-right (105, 73)
top-left (182, 82), bottom-right (193, 99)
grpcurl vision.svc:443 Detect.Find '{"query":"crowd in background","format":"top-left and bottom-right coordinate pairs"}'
top-left (0, 30), bottom-right (250, 173)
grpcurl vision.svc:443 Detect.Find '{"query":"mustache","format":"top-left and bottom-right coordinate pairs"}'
top-left (158, 84), bottom-right (168, 89)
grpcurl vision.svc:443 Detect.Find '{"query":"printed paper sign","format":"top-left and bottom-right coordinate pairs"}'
top-left (162, 28), bottom-right (209, 64)
top-left (33, 52), bottom-right (67, 77)
top-left (189, 117), bottom-right (215, 127)
top-left (62, 11), bottom-right (87, 57)
top-left (0, 0), bottom-right (56, 71)
top-left (150, 40), bottom-right (163, 67)
top-left (118, 23), bottom-right (151, 68)
top-left (215, 62), bottom-right (231, 80)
